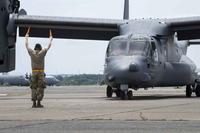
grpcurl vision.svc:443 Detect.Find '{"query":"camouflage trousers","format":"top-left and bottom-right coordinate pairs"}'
top-left (30, 72), bottom-right (46, 101)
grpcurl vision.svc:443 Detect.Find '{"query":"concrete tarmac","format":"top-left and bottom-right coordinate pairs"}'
top-left (0, 86), bottom-right (200, 132)
top-left (0, 120), bottom-right (200, 133)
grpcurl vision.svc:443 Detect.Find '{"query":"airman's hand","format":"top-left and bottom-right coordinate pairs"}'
top-left (25, 27), bottom-right (30, 37)
top-left (25, 27), bottom-right (30, 49)
top-left (49, 29), bottom-right (53, 42)
top-left (47, 29), bottom-right (53, 50)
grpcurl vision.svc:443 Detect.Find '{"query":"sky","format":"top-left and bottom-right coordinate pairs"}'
top-left (9, 0), bottom-right (200, 75)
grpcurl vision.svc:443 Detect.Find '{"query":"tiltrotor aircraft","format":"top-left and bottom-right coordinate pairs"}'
top-left (1, 0), bottom-right (200, 99)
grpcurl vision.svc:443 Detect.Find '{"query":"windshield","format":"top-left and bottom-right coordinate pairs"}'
top-left (109, 40), bottom-right (127, 56)
top-left (129, 40), bottom-right (150, 56)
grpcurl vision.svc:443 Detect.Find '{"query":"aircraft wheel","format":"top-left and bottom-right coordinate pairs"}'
top-left (115, 90), bottom-right (121, 98)
top-left (106, 86), bottom-right (113, 98)
top-left (127, 90), bottom-right (133, 100)
top-left (195, 85), bottom-right (200, 97)
top-left (186, 85), bottom-right (192, 97)
top-left (120, 91), bottom-right (126, 100)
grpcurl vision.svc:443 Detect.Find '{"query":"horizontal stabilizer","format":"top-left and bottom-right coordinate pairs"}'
top-left (15, 15), bottom-right (125, 40)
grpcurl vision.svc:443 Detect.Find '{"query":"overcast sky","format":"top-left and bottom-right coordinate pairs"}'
top-left (9, 0), bottom-right (200, 75)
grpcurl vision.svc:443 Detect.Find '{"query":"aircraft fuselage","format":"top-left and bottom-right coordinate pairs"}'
top-left (104, 19), bottom-right (197, 90)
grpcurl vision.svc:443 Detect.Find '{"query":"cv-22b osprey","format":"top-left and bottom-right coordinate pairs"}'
top-left (1, 0), bottom-right (200, 99)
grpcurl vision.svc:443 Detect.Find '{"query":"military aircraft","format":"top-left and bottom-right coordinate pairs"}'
top-left (0, 74), bottom-right (29, 86)
top-left (1, 0), bottom-right (200, 99)
top-left (0, 74), bottom-right (59, 86)
top-left (45, 75), bottom-right (60, 86)
top-left (25, 74), bottom-right (60, 86)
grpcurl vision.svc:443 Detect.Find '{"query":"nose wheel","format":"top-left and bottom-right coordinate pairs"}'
top-left (106, 85), bottom-right (133, 100)
top-left (119, 90), bottom-right (133, 100)
top-left (195, 85), bottom-right (200, 97)
top-left (106, 86), bottom-right (113, 98)
top-left (186, 84), bottom-right (200, 97)
top-left (120, 91), bottom-right (126, 100)
top-left (186, 85), bottom-right (192, 97)
top-left (115, 90), bottom-right (121, 97)
top-left (127, 90), bottom-right (133, 100)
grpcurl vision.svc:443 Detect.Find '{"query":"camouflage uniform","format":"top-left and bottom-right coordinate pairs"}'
top-left (30, 72), bottom-right (46, 101)
top-left (28, 48), bottom-right (47, 102)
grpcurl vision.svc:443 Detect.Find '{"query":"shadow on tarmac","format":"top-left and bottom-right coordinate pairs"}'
top-left (107, 95), bottom-right (198, 101)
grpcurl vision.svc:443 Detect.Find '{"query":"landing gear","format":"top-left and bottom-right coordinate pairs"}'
top-left (127, 90), bottom-right (133, 100)
top-left (115, 90), bottom-right (121, 98)
top-left (106, 85), bottom-right (133, 100)
top-left (185, 84), bottom-right (200, 98)
top-left (195, 85), bottom-right (200, 97)
top-left (186, 85), bottom-right (192, 97)
top-left (120, 91), bottom-right (126, 100)
top-left (119, 90), bottom-right (133, 100)
top-left (106, 86), bottom-right (113, 98)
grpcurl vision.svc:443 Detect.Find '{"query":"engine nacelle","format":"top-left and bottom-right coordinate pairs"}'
top-left (0, 0), bottom-right (19, 72)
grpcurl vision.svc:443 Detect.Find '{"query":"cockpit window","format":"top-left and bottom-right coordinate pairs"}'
top-left (109, 40), bottom-right (127, 56)
top-left (129, 40), bottom-right (150, 56)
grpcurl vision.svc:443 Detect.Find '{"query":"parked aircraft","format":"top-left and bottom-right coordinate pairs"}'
top-left (25, 74), bottom-right (60, 86)
top-left (0, 75), bottom-right (29, 86)
top-left (0, 74), bottom-right (59, 86)
top-left (1, 0), bottom-right (200, 99)
top-left (45, 75), bottom-right (60, 86)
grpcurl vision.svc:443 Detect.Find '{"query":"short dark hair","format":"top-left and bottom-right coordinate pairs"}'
top-left (34, 43), bottom-right (42, 51)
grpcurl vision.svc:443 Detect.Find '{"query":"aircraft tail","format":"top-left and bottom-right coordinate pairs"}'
top-left (123, 0), bottom-right (129, 20)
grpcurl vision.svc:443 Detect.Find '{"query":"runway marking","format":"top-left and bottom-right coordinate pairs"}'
top-left (0, 94), bottom-right (7, 97)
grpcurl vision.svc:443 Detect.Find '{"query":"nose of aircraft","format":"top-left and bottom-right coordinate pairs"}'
top-left (129, 62), bottom-right (139, 72)
top-left (106, 56), bottom-right (151, 84)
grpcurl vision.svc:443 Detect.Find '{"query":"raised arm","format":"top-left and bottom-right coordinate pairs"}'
top-left (25, 27), bottom-right (30, 50)
top-left (46, 30), bottom-right (53, 51)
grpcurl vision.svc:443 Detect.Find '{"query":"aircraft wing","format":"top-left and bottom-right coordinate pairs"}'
top-left (167, 17), bottom-right (200, 40)
top-left (15, 15), bottom-right (125, 40)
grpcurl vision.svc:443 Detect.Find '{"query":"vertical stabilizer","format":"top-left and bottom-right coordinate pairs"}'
top-left (123, 0), bottom-right (129, 20)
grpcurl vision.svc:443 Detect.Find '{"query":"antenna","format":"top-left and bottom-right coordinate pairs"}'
top-left (123, 0), bottom-right (129, 20)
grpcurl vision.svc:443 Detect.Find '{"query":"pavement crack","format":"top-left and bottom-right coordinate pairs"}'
top-left (119, 102), bottom-right (197, 114)
top-left (73, 101), bottom-right (197, 120)
top-left (139, 112), bottom-right (148, 121)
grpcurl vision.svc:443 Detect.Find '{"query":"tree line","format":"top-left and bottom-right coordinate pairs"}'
top-left (57, 74), bottom-right (104, 86)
